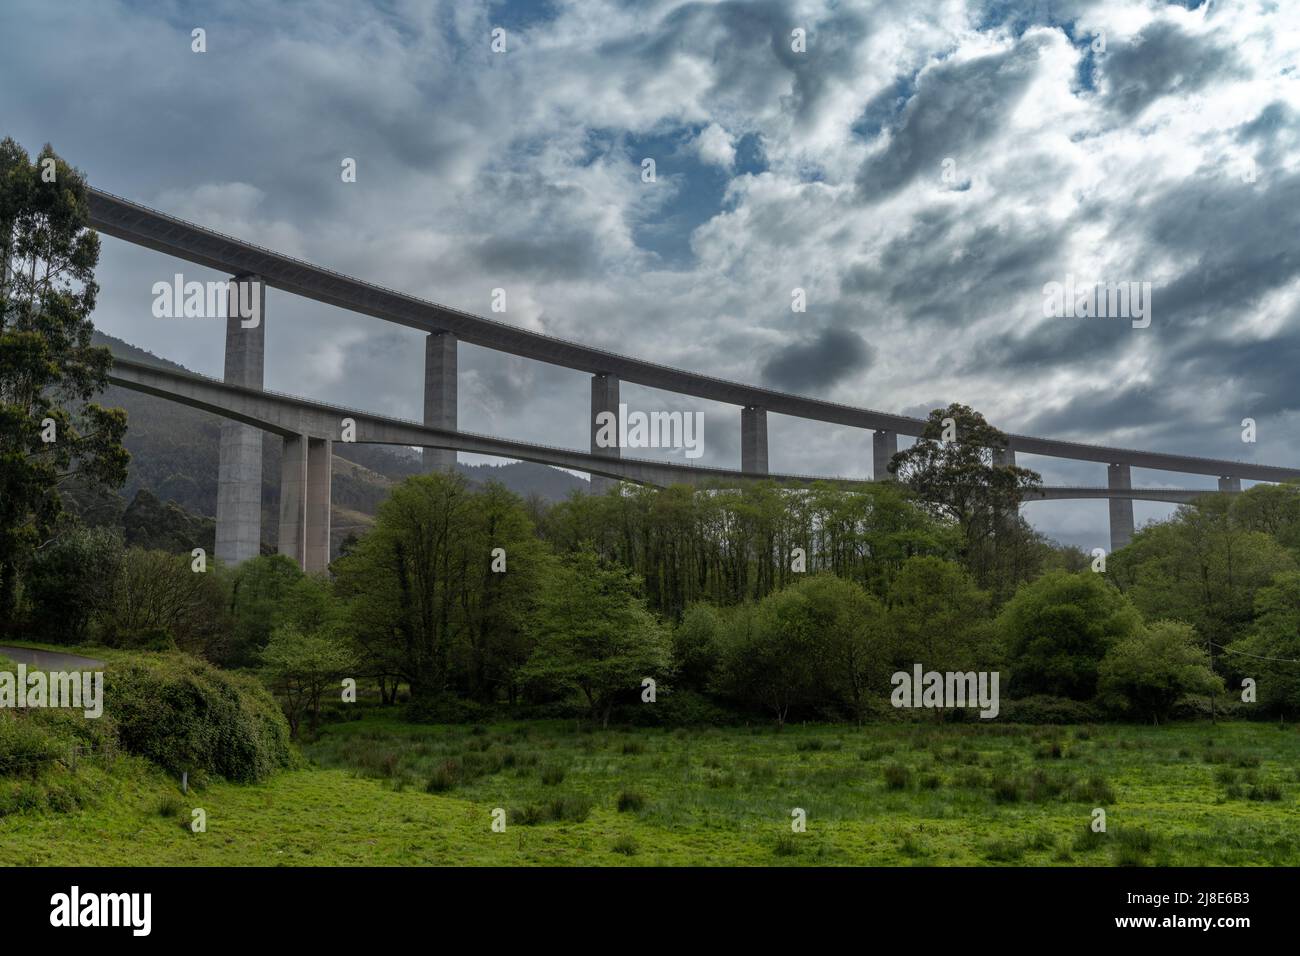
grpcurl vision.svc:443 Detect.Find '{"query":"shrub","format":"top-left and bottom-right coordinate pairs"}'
top-left (0, 713), bottom-right (62, 778)
top-left (773, 834), bottom-right (801, 857)
top-left (508, 794), bottom-right (594, 825)
top-left (617, 789), bottom-right (647, 813)
top-left (1248, 782), bottom-right (1282, 802)
top-left (1114, 828), bottom-right (1158, 865)
top-left (425, 760), bottom-right (460, 793)
top-left (993, 777), bottom-right (1022, 803)
top-left (540, 764), bottom-right (567, 786)
top-left (105, 654), bottom-right (292, 783)
top-left (1000, 695), bottom-right (1103, 724)
top-left (1070, 775), bottom-right (1116, 804)
top-left (1073, 824), bottom-right (1106, 853)
top-left (882, 763), bottom-right (911, 791)
top-left (611, 835), bottom-right (639, 856)
top-left (404, 695), bottom-right (493, 725)
top-left (984, 838), bottom-right (1025, 862)
top-left (549, 794), bottom-right (593, 822)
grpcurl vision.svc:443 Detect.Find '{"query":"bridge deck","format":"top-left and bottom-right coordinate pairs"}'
top-left (86, 188), bottom-right (1299, 484)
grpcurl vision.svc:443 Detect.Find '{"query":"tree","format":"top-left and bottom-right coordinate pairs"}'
top-left (334, 473), bottom-right (549, 705)
top-left (1109, 501), bottom-right (1296, 715)
top-left (769, 574), bottom-right (889, 721)
top-left (712, 599), bottom-right (814, 726)
top-left (672, 602), bottom-right (724, 693)
top-left (520, 549), bottom-right (671, 727)
top-left (1098, 620), bottom-right (1223, 723)
top-left (998, 570), bottom-right (1142, 700)
top-left (24, 525), bottom-right (122, 643)
top-left (102, 546), bottom-right (230, 652)
top-left (261, 624), bottom-right (357, 738)
top-left (1227, 571), bottom-right (1300, 719)
top-left (456, 482), bottom-right (551, 704)
top-left (0, 139), bottom-right (128, 619)
top-left (224, 554), bottom-right (304, 666)
top-left (886, 556), bottom-right (992, 676)
top-left (887, 404), bottom-right (1041, 595)
top-left (1230, 482), bottom-right (1300, 555)
top-left (709, 575), bottom-right (888, 725)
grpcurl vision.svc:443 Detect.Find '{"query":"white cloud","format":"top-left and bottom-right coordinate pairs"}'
top-left (694, 123), bottom-right (735, 168)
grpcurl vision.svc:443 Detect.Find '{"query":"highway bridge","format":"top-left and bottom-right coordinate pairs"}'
top-left (87, 188), bottom-right (1286, 570)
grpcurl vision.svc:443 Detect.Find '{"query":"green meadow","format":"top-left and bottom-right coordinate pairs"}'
top-left (3, 717), bottom-right (1297, 866)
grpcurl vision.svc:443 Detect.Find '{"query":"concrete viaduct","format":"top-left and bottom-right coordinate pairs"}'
top-left (85, 187), bottom-right (1299, 568)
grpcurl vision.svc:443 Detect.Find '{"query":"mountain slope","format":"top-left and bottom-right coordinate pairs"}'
top-left (82, 332), bottom-right (590, 555)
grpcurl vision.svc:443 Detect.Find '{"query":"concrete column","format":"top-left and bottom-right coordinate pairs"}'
top-left (992, 445), bottom-right (1017, 526)
top-left (590, 373), bottom-right (620, 495)
top-left (215, 274), bottom-right (265, 565)
top-left (305, 438), bottom-right (332, 574)
top-left (1218, 476), bottom-right (1241, 493)
top-left (423, 331), bottom-right (457, 473)
top-left (873, 430), bottom-right (897, 481)
top-left (277, 434), bottom-right (308, 569)
top-left (741, 406), bottom-right (768, 475)
top-left (1108, 463), bottom-right (1134, 552)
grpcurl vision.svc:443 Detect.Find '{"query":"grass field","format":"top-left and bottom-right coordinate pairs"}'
top-left (3, 715), bottom-right (1298, 866)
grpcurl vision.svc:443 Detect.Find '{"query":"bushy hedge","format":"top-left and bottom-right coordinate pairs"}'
top-left (105, 654), bottom-right (293, 782)
top-left (999, 695), bottom-right (1104, 725)
top-left (0, 713), bottom-right (64, 778)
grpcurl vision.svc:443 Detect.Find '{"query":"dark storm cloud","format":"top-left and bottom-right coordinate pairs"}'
top-left (984, 313), bottom-right (1139, 377)
top-left (1099, 20), bottom-right (1239, 119)
top-left (1143, 170), bottom-right (1300, 324)
top-left (1166, 327), bottom-right (1300, 423)
top-left (473, 233), bottom-right (601, 280)
top-left (1017, 380), bottom-right (1178, 441)
top-left (760, 327), bottom-right (873, 392)
top-left (855, 36), bottom-right (1046, 200)
top-left (1235, 101), bottom-right (1298, 145)
top-left (604, 0), bottom-right (870, 125)
top-left (839, 208), bottom-right (1067, 336)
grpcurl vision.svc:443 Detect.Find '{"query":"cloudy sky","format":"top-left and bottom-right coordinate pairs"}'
top-left (2, 0), bottom-right (1298, 551)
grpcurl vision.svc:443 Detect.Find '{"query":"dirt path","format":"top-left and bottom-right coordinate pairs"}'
top-left (0, 645), bottom-right (105, 669)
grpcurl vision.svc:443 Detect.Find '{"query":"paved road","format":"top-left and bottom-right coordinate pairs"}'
top-left (0, 645), bottom-right (105, 669)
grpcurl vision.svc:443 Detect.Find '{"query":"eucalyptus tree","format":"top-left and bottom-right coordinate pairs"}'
top-left (0, 139), bottom-right (127, 617)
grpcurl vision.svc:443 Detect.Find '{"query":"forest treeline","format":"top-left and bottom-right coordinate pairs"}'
top-left (15, 471), bottom-right (1300, 733)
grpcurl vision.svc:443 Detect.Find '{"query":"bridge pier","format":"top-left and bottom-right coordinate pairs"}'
top-left (1218, 476), bottom-right (1241, 493)
top-left (994, 445), bottom-right (1016, 468)
top-left (423, 331), bottom-right (457, 472)
top-left (278, 434), bottom-right (308, 566)
top-left (741, 406), bottom-right (768, 475)
top-left (873, 430), bottom-right (897, 481)
top-left (590, 373), bottom-right (620, 494)
top-left (1108, 463), bottom-right (1134, 551)
top-left (306, 438), bottom-right (332, 574)
top-left (277, 435), bottom-right (333, 573)
top-left (215, 274), bottom-right (265, 565)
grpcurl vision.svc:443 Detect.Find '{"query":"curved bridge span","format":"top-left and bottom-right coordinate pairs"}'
top-left (109, 358), bottom-right (1231, 568)
top-left (85, 187), bottom-right (1289, 566)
